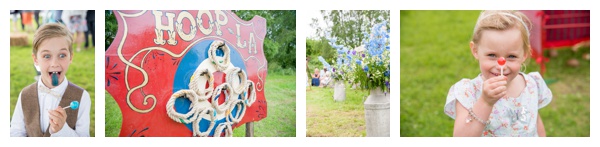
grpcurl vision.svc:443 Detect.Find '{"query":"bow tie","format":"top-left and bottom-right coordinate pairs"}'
top-left (38, 85), bottom-right (62, 98)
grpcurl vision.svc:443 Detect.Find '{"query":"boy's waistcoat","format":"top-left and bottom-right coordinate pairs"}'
top-left (21, 82), bottom-right (83, 137)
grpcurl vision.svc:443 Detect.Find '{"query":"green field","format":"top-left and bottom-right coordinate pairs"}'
top-left (400, 10), bottom-right (590, 137)
top-left (306, 84), bottom-right (369, 137)
top-left (105, 73), bottom-right (296, 137)
top-left (10, 35), bottom-right (96, 136)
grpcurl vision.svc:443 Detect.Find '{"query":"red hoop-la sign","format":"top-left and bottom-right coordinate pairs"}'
top-left (105, 10), bottom-right (268, 137)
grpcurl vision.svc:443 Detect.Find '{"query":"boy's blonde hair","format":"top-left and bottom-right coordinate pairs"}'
top-left (32, 23), bottom-right (73, 56)
top-left (472, 10), bottom-right (532, 57)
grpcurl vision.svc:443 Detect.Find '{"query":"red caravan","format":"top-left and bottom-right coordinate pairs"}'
top-left (105, 10), bottom-right (268, 136)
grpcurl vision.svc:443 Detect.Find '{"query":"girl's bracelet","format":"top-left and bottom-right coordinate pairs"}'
top-left (466, 108), bottom-right (489, 125)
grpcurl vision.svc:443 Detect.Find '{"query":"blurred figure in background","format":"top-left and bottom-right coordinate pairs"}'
top-left (34, 10), bottom-right (41, 29)
top-left (320, 67), bottom-right (331, 87)
top-left (43, 10), bottom-right (64, 24)
top-left (85, 10), bottom-right (95, 49)
top-left (21, 10), bottom-right (35, 32)
top-left (10, 10), bottom-right (20, 32)
top-left (62, 10), bottom-right (88, 52)
top-left (54, 10), bottom-right (64, 24)
top-left (312, 68), bottom-right (320, 86)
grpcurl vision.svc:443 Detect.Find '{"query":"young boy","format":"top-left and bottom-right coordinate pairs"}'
top-left (10, 23), bottom-right (91, 137)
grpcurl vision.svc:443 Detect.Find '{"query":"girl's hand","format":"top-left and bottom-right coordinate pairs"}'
top-left (482, 76), bottom-right (507, 106)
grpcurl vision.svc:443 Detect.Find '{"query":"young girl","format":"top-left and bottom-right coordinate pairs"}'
top-left (444, 10), bottom-right (552, 137)
top-left (312, 68), bottom-right (320, 86)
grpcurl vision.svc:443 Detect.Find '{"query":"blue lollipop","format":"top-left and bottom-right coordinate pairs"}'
top-left (51, 72), bottom-right (59, 86)
top-left (63, 101), bottom-right (80, 110)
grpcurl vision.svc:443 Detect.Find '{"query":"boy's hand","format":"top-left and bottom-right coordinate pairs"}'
top-left (482, 76), bottom-right (507, 106)
top-left (49, 107), bottom-right (68, 134)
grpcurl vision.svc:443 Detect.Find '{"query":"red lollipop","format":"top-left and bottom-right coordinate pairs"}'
top-left (497, 57), bottom-right (506, 76)
top-left (497, 57), bottom-right (506, 66)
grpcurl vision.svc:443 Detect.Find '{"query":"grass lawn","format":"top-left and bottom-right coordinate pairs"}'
top-left (10, 30), bottom-right (96, 136)
top-left (400, 10), bottom-right (590, 137)
top-left (105, 73), bottom-right (296, 137)
top-left (306, 83), bottom-right (369, 137)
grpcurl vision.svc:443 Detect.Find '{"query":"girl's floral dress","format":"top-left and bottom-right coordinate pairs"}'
top-left (445, 72), bottom-right (552, 137)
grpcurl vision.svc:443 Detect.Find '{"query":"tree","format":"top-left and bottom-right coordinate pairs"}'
top-left (317, 10), bottom-right (389, 50)
top-left (234, 10), bottom-right (297, 70)
top-left (105, 10), bottom-right (117, 51)
top-left (306, 37), bottom-right (335, 64)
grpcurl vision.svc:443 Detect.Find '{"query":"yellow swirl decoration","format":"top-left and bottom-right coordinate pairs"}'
top-left (115, 10), bottom-right (155, 113)
top-left (118, 10), bottom-right (193, 113)
top-left (243, 56), bottom-right (266, 91)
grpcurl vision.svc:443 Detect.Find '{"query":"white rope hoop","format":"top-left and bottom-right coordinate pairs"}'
top-left (166, 39), bottom-right (259, 137)
top-left (166, 90), bottom-right (200, 124)
top-left (225, 67), bottom-right (248, 94)
top-left (227, 100), bottom-right (246, 123)
top-left (190, 68), bottom-right (214, 101)
top-left (193, 107), bottom-right (216, 137)
top-left (208, 40), bottom-right (230, 71)
top-left (245, 81), bottom-right (257, 106)
top-left (211, 83), bottom-right (232, 113)
top-left (214, 122), bottom-right (233, 137)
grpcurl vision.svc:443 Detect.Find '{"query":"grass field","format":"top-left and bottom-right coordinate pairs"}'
top-left (306, 83), bottom-right (369, 137)
top-left (400, 10), bottom-right (590, 137)
top-left (10, 29), bottom-right (96, 136)
top-left (105, 73), bottom-right (296, 137)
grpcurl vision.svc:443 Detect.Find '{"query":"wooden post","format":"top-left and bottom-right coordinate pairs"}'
top-left (245, 122), bottom-right (254, 137)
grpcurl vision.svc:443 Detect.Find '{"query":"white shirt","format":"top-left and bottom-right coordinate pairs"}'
top-left (10, 78), bottom-right (91, 137)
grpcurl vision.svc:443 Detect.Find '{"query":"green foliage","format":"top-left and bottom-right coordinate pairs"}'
top-left (234, 10), bottom-right (297, 70)
top-left (306, 38), bottom-right (336, 64)
top-left (348, 50), bottom-right (390, 92)
top-left (309, 10), bottom-right (390, 91)
top-left (105, 10), bottom-right (117, 51)
top-left (344, 21), bottom-right (390, 92)
top-left (318, 10), bottom-right (389, 49)
top-left (268, 62), bottom-right (296, 76)
top-left (400, 10), bottom-right (590, 137)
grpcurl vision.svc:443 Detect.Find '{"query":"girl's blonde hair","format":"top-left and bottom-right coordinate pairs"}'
top-left (472, 10), bottom-right (532, 57)
top-left (32, 23), bottom-right (73, 56)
